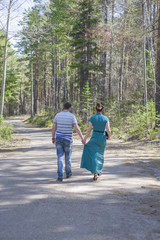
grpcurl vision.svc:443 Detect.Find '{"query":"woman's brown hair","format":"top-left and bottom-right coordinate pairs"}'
top-left (96, 103), bottom-right (103, 112)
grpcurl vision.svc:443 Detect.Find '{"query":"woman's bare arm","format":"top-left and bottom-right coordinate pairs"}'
top-left (106, 121), bottom-right (111, 140)
top-left (83, 122), bottom-right (93, 144)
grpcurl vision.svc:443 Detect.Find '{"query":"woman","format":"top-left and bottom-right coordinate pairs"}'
top-left (81, 103), bottom-right (111, 181)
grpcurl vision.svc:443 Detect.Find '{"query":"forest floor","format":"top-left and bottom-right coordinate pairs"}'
top-left (0, 117), bottom-right (160, 240)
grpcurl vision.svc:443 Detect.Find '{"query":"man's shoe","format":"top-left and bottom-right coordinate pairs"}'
top-left (56, 177), bottom-right (63, 182)
top-left (66, 174), bottom-right (72, 179)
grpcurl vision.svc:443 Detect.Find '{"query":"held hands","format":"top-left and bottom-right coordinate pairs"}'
top-left (52, 137), bottom-right (86, 145)
top-left (81, 137), bottom-right (86, 145)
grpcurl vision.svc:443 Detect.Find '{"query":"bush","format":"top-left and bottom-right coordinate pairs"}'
top-left (0, 117), bottom-right (13, 141)
top-left (80, 123), bottom-right (88, 133)
top-left (108, 100), bottom-right (160, 141)
top-left (27, 110), bottom-right (57, 128)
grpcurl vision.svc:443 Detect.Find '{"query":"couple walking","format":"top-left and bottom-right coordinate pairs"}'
top-left (52, 102), bottom-right (111, 182)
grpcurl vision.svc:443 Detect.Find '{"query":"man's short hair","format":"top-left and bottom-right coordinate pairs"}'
top-left (64, 102), bottom-right (72, 109)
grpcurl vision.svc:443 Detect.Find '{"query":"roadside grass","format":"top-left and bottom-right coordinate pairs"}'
top-left (27, 111), bottom-right (55, 128)
top-left (0, 117), bottom-right (13, 141)
top-left (0, 131), bottom-right (30, 159)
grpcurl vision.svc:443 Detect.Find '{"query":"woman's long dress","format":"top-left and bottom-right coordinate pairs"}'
top-left (81, 113), bottom-right (109, 174)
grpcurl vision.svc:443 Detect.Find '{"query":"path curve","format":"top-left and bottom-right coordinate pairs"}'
top-left (0, 118), bottom-right (160, 240)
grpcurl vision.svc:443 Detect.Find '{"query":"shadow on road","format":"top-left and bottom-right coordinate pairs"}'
top-left (0, 118), bottom-right (160, 240)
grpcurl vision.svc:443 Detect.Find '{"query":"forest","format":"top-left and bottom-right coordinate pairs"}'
top-left (0, 0), bottom-right (160, 140)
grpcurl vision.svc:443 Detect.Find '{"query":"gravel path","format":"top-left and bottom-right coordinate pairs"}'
top-left (0, 118), bottom-right (160, 240)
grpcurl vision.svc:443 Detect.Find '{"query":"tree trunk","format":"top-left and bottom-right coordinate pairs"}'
top-left (85, 0), bottom-right (91, 88)
top-left (144, 0), bottom-right (156, 100)
top-left (153, 3), bottom-right (157, 98)
top-left (86, 43), bottom-right (91, 87)
top-left (19, 83), bottom-right (22, 114)
top-left (64, 56), bottom-right (68, 101)
top-left (155, 0), bottom-right (160, 119)
top-left (118, 0), bottom-right (127, 106)
top-left (54, 48), bottom-right (58, 110)
top-left (80, 46), bottom-right (85, 100)
top-left (108, 0), bottom-right (114, 99)
top-left (0, 0), bottom-right (13, 116)
top-left (51, 36), bottom-right (54, 107)
top-left (102, 0), bottom-right (109, 103)
top-left (34, 46), bottom-right (39, 115)
top-left (22, 94), bottom-right (26, 114)
top-left (57, 56), bottom-right (61, 109)
top-left (70, 78), bottom-right (73, 103)
top-left (142, 1), bottom-right (148, 120)
top-left (30, 59), bottom-right (34, 117)
top-left (108, 38), bottom-right (113, 100)
top-left (43, 53), bottom-right (47, 111)
top-left (119, 40), bottom-right (125, 103)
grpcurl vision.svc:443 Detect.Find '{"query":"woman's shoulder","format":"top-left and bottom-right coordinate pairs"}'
top-left (89, 115), bottom-right (95, 121)
top-left (102, 114), bottom-right (109, 122)
top-left (90, 113), bottom-right (109, 122)
top-left (89, 114), bottom-right (98, 122)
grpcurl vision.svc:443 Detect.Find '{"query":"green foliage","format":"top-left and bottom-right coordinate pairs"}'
top-left (25, 99), bottom-right (160, 142)
top-left (70, 0), bottom-right (101, 88)
top-left (145, 49), bottom-right (155, 100)
top-left (1, 0), bottom-right (159, 145)
top-left (27, 109), bottom-right (89, 133)
top-left (107, 100), bottom-right (160, 141)
top-left (79, 123), bottom-right (88, 133)
top-left (27, 110), bottom-right (58, 128)
top-left (0, 118), bottom-right (13, 141)
top-left (81, 81), bottom-right (93, 121)
top-left (0, 29), bottom-right (29, 116)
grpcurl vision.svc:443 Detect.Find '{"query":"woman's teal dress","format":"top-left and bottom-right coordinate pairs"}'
top-left (81, 113), bottom-right (109, 174)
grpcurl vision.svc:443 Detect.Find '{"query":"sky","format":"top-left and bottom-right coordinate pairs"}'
top-left (0, 0), bottom-right (48, 49)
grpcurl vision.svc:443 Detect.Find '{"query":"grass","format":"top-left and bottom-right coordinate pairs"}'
top-left (0, 118), bottom-right (13, 141)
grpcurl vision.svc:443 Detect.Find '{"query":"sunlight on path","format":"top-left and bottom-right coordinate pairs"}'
top-left (0, 119), bottom-right (160, 240)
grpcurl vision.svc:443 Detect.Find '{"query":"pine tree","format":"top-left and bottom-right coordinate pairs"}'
top-left (81, 80), bottom-right (93, 122)
top-left (0, 0), bottom-right (13, 116)
top-left (155, 0), bottom-right (160, 121)
top-left (70, 0), bottom-right (100, 100)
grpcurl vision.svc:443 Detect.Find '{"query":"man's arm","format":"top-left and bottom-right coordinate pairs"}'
top-left (52, 123), bottom-right (57, 144)
top-left (74, 124), bottom-right (84, 144)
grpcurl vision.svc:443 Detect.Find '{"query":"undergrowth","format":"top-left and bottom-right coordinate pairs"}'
top-left (27, 110), bottom-right (57, 128)
top-left (0, 117), bottom-right (13, 141)
top-left (27, 100), bottom-right (160, 141)
top-left (107, 100), bottom-right (160, 141)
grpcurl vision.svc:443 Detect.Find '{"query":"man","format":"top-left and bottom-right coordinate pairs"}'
top-left (52, 102), bottom-right (84, 182)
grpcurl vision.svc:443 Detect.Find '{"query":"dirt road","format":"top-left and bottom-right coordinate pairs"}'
top-left (0, 118), bottom-right (160, 240)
